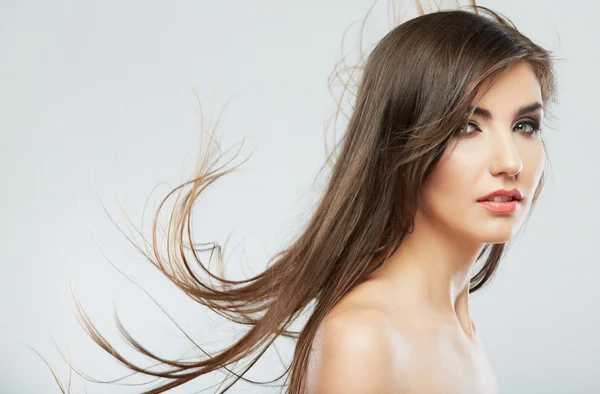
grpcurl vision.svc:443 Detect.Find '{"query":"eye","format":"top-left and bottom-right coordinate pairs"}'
top-left (513, 119), bottom-right (542, 135)
top-left (456, 119), bottom-right (542, 137)
top-left (456, 121), bottom-right (480, 137)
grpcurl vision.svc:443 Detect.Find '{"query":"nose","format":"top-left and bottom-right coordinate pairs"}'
top-left (489, 131), bottom-right (523, 178)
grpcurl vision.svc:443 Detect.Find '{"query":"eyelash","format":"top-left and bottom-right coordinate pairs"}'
top-left (457, 119), bottom-right (542, 137)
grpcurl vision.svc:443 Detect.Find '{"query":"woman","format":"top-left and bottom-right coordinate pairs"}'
top-left (54, 1), bottom-right (557, 393)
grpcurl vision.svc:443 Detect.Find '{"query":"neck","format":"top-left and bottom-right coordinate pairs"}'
top-left (371, 210), bottom-right (486, 339)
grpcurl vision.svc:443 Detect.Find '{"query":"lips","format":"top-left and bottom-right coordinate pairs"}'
top-left (476, 188), bottom-right (523, 202)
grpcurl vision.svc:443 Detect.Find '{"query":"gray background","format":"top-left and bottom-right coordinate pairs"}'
top-left (1, 0), bottom-right (597, 393)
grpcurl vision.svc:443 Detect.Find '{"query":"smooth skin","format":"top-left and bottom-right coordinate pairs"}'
top-left (306, 61), bottom-right (546, 393)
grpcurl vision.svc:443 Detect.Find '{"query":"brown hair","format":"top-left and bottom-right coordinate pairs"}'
top-left (46, 1), bottom-right (557, 392)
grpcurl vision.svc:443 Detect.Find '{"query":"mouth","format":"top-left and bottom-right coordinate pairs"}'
top-left (476, 188), bottom-right (523, 204)
top-left (477, 196), bottom-right (520, 203)
top-left (477, 197), bottom-right (520, 213)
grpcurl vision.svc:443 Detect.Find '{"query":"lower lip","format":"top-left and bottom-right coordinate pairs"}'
top-left (477, 200), bottom-right (519, 213)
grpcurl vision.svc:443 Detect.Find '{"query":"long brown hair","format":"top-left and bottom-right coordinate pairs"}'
top-left (46, 1), bottom-right (557, 392)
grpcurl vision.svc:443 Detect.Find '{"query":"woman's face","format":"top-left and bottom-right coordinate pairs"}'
top-left (419, 62), bottom-right (546, 244)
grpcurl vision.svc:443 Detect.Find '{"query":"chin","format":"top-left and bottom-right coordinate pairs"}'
top-left (479, 235), bottom-right (512, 244)
top-left (474, 228), bottom-right (515, 244)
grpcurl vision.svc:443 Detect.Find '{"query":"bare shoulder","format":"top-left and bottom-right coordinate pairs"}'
top-left (306, 304), bottom-right (411, 394)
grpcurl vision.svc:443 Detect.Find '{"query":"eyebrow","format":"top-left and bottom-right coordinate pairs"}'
top-left (470, 102), bottom-right (543, 120)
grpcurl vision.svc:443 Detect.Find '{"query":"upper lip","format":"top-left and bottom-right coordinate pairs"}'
top-left (477, 188), bottom-right (523, 202)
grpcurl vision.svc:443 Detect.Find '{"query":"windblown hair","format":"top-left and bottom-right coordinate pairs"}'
top-left (49, 0), bottom-right (557, 393)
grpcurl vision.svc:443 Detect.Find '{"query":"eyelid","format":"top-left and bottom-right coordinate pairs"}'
top-left (515, 116), bottom-right (541, 126)
top-left (465, 117), bottom-right (541, 130)
top-left (515, 115), bottom-right (541, 123)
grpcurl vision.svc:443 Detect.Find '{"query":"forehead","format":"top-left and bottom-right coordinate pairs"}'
top-left (473, 62), bottom-right (543, 114)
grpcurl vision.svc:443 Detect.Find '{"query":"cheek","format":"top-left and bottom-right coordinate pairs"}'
top-left (517, 140), bottom-right (546, 209)
top-left (420, 148), bottom-right (481, 220)
top-left (519, 139), bottom-right (546, 188)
